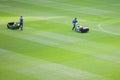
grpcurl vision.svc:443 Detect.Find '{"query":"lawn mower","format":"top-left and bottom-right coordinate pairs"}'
top-left (75, 25), bottom-right (89, 33)
top-left (7, 22), bottom-right (21, 30)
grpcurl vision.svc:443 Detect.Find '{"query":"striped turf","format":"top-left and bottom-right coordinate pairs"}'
top-left (0, 0), bottom-right (120, 80)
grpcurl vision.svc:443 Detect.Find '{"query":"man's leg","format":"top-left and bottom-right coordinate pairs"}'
top-left (20, 23), bottom-right (23, 30)
top-left (72, 24), bottom-right (75, 30)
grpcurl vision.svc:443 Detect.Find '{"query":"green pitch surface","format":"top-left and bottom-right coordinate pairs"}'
top-left (0, 0), bottom-right (120, 80)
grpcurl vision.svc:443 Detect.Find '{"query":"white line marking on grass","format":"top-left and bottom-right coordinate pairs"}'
top-left (0, 48), bottom-right (112, 80)
top-left (98, 24), bottom-right (120, 36)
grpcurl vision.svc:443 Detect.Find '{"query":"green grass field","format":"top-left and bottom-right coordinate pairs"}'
top-left (0, 0), bottom-right (120, 80)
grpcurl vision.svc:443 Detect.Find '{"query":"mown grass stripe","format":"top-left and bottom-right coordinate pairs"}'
top-left (0, 48), bottom-right (112, 80)
top-left (0, 27), bottom-right (119, 64)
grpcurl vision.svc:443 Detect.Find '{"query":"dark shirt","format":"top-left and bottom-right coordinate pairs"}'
top-left (20, 17), bottom-right (23, 24)
top-left (72, 19), bottom-right (77, 25)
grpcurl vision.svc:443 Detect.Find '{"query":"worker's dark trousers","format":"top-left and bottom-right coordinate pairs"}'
top-left (20, 23), bottom-right (23, 30)
top-left (72, 24), bottom-right (76, 30)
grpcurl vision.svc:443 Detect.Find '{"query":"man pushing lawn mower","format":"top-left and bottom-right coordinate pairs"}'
top-left (72, 18), bottom-right (89, 33)
top-left (7, 16), bottom-right (24, 30)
